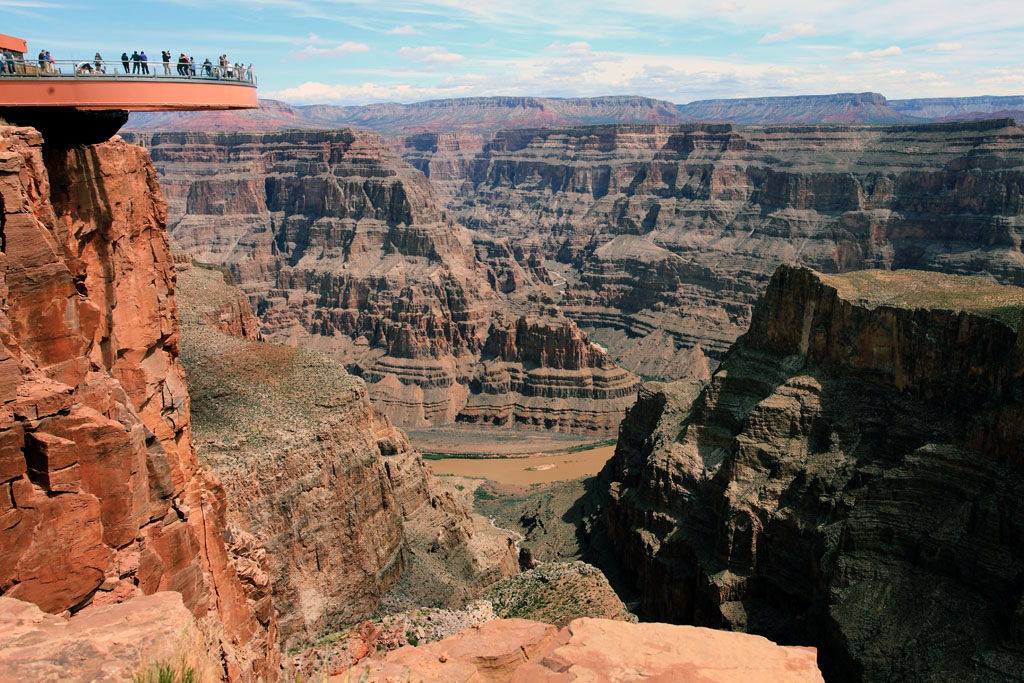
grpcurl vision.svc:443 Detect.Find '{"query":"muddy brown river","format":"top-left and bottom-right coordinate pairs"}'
top-left (425, 445), bottom-right (617, 485)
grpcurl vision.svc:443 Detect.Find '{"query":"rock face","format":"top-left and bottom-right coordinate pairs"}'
top-left (130, 129), bottom-right (638, 433)
top-left (677, 92), bottom-right (912, 124)
top-left (601, 265), bottom-right (1024, 681)
top-left (0, 128), bottom-right (277, 680)
top-left (177, 263), bottom-right (518, 648)
top-left (445, 119), bottom-right (1024, 379)
top-left (350, 617), bottom-right (823, 682)
top-left (0, 592), bottom-right (220, 682)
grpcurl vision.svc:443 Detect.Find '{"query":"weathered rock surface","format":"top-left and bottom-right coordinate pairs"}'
top-left (131, 129), bottom-right (637, 433)
top-left (348, 617), bottom-right (823, 682)
top-left (0, 127), bottom-right (277, 680)
top-left (178, 263), bottom-right (518, 648)
top-left (601, 265), bottom-right (1024, 681)
top-left (0, 592), bottom-right (220, 682)
top-left (446, 119), bottom-right (1024, 380)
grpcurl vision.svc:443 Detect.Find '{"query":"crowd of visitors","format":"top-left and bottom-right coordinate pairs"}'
top-left (0, 48), bottom-right (253, 81)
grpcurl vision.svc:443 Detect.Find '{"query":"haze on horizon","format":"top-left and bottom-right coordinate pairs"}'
top-left (4, 0), bottom-right (1022, 106)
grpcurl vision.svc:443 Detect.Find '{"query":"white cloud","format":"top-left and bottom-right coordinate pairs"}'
top-left (759, 22), bottom-right (818, 44)
top-left (291, 42), bottom-right (369, 60)
top-left (922, 42), bottom-right (962, 52)
top-left (264, 80), bottom-right (476, 104)
top-left (546, 41), bottom-right (593, 57)
top-left (711, 1), bottom-right (740, 13)
top-left (845, 45), bottom-right (903, 60)
top-left (387, 25), bottom-right (422, 35)
top-left (398, 45), bottom-right (465, 64)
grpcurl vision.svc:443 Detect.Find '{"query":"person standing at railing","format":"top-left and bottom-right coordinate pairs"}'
top-left (2, 50), bottom-right (14, 75)
top-left (189, 56), bottom-right (196, 77)
top-left (121, 52), bottom-right (130, 74)
top-left (176, 53), bottom-right (187, 76)
top-left (203, 57), bottom-right (212, 77)
top-left (94, 53), bottom-right (105, 74)
top-left (140, 50), bottom-right (149, 75)
top-left (247, 63), bottom-right (254, 82)
top-left (37, 50), bottom-right (46, 72)
top-left (161, 51), bottom-right (171, 75)
top-left (44, 51), bottom-right (55, 73)
top-left (131, 51), bottom-right (140, 74)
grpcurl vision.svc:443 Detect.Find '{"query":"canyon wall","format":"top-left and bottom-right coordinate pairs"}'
top-left (0, 128), bottom-right (277, 680)
top-left (177, 262), bottom-right (518, 648)
top-left (130, 130), bottom-right (638, 433)
top-left (600, 265), bottom-right (1024, 681)
top-left (443, 120), bottom-right (1024, 379)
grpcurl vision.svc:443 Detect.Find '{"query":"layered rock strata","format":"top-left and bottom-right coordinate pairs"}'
top-left (131, 130), bottom-right (637, 433)
top-left (0, 128), bottom-right (277, 680)
top-left (444, 119), bottom-right (1024, 380)
top-left (178, 263), bottom-right (518, 648)
top-left (601, 265), bottom-right (1024, 681)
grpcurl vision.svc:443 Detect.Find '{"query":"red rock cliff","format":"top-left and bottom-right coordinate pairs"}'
top-left (0, 128), bottom-right (278, 680)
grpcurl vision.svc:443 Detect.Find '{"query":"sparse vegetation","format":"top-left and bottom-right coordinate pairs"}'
top-left (132, 659), bottom-right (197, 683)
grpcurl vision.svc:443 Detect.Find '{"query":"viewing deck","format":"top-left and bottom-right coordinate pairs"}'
top-left (0, 60), bottom-right (257, 111)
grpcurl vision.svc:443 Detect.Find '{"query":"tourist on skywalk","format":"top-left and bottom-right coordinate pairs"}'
top-left (94, 53), bottom-right (105, 74)
top-left (131, 51), bottom-right (140, 74)
top-left (189, 56), bottom-right (196, 76)
top-left (121, 52), bottom-right (130, 73)
top-left (177, 53), bottom-right (188, 76)
top-left (203, 57), bottom-right (213, 77)
top-left (247, 63), bottom-right (254, 82)
top-left (37, 50), bottom-right (45, 72)
top-left (139, 51), bottom-right (149, 75)
top-left (2, 50), bottom-right (15, 74)
top-left (44, 51), bottom-right (54, 73)
top-left (162, 51), bottom-right (171, 75)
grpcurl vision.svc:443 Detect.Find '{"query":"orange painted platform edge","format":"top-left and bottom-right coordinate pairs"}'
top-left (0, 78), bottom-right (257, 110)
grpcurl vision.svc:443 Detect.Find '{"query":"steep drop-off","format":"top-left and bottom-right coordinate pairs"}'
top-left (130, 130), bottom-right (638, 433)
top-left (0, 128), bottom-right (278, 680)
top-left (177, 262), bottom-right (518, 647)
top-left (447, 120), bottom-right (1024, 379)
top-left (601, 265), bottom-right (1024, 681)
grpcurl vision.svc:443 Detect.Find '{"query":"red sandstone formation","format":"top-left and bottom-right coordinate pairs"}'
top-left (0, 592), bottom-right (221, 682)
top-left (348, 617), bottom-right (823, 682)
top-left (0, 127), bottom-right (277, 680)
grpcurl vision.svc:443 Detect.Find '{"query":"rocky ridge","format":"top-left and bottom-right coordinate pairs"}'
top-left (129, 129), bottom-right (638, 433)
top-left (177, 262), bottom-right (518, 648)
top-left (444, 119), bottom-right (1024, 380)
top-left (600, 265), bottom-right (1024, 681)
top-left (0, 128), bottom-right (277, 680)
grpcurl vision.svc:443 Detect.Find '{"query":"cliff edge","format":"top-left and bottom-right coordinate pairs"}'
top-left (602, 264), bottom-right (1024, 681)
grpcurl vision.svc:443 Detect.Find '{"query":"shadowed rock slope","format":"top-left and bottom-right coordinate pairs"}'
top-left (447, 119), bottom-right (1024, 380)
top-left (0, 128), bottom-right (278, 680)
top-left (600, 265), bottom-right (1024, 681)
top-left (130, 130), bottom-right (638, 433)
top-left (177, 262), bottom-right (518, 648)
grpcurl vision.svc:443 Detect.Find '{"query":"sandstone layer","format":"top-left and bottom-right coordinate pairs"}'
top-left (442, 120), bottom-right (1024, 380)
top-left (130, 130), bottom-right (638, 433)
top-left (177, 262), bottom-right (518, 648)
top-left (0, 592), bottom-right (220, 682)
top-left (0, 128), bottom-right (277, 680)
top-left (601, 265), bottom-right (1024, 681)
top-left (347, 617), bottom-right (823, 682)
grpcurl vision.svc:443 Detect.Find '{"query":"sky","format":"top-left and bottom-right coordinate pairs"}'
top-left (3, 0), bottom-right (1023, 106)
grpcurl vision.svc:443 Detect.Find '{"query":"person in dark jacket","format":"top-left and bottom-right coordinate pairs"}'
top-left (131, 50), bottom-right (139, 74)
top-left (121, 52), bottom-right (130, 73)
top-left (177, 53), bottom-right (188, 76)
top-left (139, 50), bottom-right (149, 74)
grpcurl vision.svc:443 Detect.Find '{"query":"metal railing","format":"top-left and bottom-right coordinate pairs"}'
top-left (0, 56), bottom-right (256, 85)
